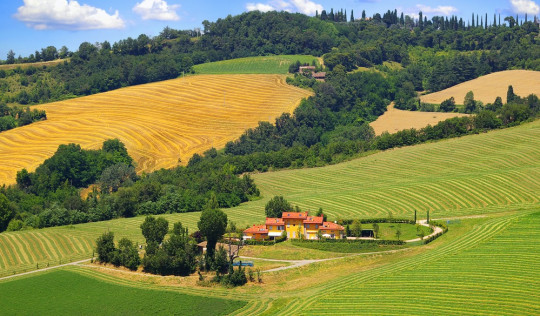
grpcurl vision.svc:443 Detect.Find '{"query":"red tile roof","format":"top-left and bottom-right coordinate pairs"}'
top-left (303, 216), bottom-right (324, 225)
top-left (243, 225), bottom-right (268, 234)
top-left (282, 212), bottom-right (308, 220)
top-left (319, 222), bottom-right (344, 231)
top-left (265, 218), bottom-right (285, 225)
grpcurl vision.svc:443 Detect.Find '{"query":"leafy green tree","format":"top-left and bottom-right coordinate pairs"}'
top-left (6, 50), bottom-right (15, 64)
top-left (140, 216), bottom-right (169, 244)
top-left (464, 91), bottom-right (477, 113)
top-left (99, 163), bottom-right (137, 193)
top-left (0, 193), bottom-right (14, 232)
top-left (212, 246), bottom-right (229, 275)
top-left (507, 85), bottom-right (517, 103)
top-left (352, 220), bottom-right (362, 237)
top-left (265, 196), bottom-right (293, 218)
top-left (395, 225), bottom-right (402, 241)
top-left (112, 238), bottom-right (140, 271)
top-left (372, 223), bottom-right (380, 239)
top-left (96, 231), bottom-right (115, 263)
top-left (439, 97), bottom-right (456, 112)
top-left (198, 194), bottom-right (227, 258)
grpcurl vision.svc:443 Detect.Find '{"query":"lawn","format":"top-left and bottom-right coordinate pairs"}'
top-left (193, 55), bottom-right (320, 74)
top-left (374, 222), bottom-right (432, 240)
top-left (0, 269), bottom-right (245, 315)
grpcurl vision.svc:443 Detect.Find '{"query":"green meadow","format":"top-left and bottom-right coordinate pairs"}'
top-left (193, 55), bottom-right (319, 74)
top-left (0, 269), bottom-right (245, 315)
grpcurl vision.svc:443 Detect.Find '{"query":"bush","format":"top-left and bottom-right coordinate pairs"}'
top-left (96, 231), bottom-right (115, 263)
top-left (424, 221), bottom-right (448, 244)
top-left (242, 235), bottom-right (287, 246)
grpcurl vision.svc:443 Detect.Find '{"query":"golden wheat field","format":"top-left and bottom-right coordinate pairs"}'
top-left (370, 103), bottom-right (469, 135)
top-left (420, 70), bottom-right (540, 104)
top-left (0, 74), bottom-right (312, 185)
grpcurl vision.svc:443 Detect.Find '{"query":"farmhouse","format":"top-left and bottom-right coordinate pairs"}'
top-left (243, 212), bottom-right (344, 240)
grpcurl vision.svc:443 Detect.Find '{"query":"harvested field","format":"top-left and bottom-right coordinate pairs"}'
top-left (0, 74), bottom-right (312, 185)
top-left (420, 70), bottom-right (540, 104)
top-left (370, 103), bottom-right (469, 135)
top-left (0, 59), bottom-right (68, 70)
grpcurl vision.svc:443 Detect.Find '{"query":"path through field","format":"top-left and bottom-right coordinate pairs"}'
top-left (0, 74), bottom-right (312, 185)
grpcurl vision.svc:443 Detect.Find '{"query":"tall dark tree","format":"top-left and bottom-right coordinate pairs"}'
top-left (507, 85), bottom-right (517, 103)
top-left (350, 9), bottom-right (354, 22)
top-left (419, 11), bottom-right (423, 29)
top-left (197, 193), bottom-right (227, 259)
top-left (362, 10), bottom-right (366, 20)
top-left (6, 50), bottom-right (15, 64)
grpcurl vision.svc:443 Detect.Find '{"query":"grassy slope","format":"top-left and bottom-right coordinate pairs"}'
top-left (276, 210), bottom-right (540, 315)
top-left (0, 269), bottom-right (245, 315)
top-left (193, 55), bottom-right (319, 74)
top-left (0, 120), bottom-right (538, 276)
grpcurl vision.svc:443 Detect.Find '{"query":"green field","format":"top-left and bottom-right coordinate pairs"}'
top-left (0, 269), bottom-right (245, 315)
top-left (0, 119), bottom-right (538, 277)
top-left (193, 55), bottom-right (320, 74)
top-left (273, 210), bottom-right (540, 315)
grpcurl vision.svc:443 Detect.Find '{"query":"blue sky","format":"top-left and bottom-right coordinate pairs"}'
top-left (1, 0), bottom-right (539, 60)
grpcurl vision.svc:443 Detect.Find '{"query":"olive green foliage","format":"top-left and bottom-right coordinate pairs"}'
top-left (197, 194), bottom-right (227, 258)
top-left (111, 238), bottom-right (140, 271)
top-left (0, 193), bottom-right (14, 232)
top-left (140, 216), bottom-right (169, 244)
top-left (95, 231), bottom-right (115, 263)
top-left (142, 221), bottom-right (198, 276)
top-left (265, 196), bottom-right (293, 218)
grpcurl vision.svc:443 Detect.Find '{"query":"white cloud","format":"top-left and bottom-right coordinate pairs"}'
top-left (14, 0), bottom-right (124, 30)
top-left (133, 0), bottom-right (180, 21)
top-left (510, 0), bottom-right (540, 14)
top-left (290, 0), bottom-right (323, 15)
top-left (246, 0), bottom-right (322, 15)
top-left (416, 4), bottom-right (458, 17)
top-left (246, 3), bottom-right (276, 12)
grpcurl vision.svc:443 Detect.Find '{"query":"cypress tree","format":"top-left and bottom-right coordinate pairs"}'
top-left (485, 13), bottom-right (488, 28)
top-left (494, 14), bottom-right (497, 27)
top-left (362, 10), bottom-right (366, 20)
top-left (419, 11), bottom-right (423, 29)
top-left (472, 13), bottom-right (475, 27)
top-left (350, 10), bottom-right (354, 22)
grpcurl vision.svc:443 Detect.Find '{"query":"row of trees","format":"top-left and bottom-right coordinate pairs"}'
top-left (96, 198), bottom-right (251, 286)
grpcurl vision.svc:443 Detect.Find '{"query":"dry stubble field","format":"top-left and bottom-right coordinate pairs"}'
top-left (420, 70), bottom-right (540, 104)
top-left (0, 74), bottom-right (312, 185)
top-left (370, 103), bottom-right (469, 135)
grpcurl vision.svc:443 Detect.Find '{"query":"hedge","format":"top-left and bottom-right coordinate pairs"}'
top-left (424, 221), bottom-right (448, 244)
top-left (339, 218), bottom-right (415, 225)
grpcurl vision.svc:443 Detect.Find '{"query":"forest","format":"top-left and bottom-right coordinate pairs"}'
top-left (0, 10), bottom-right (538, 232)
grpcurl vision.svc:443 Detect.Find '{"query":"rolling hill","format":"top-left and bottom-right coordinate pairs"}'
top-left (420, 70), bottom-right (540, 104)
top-left (1, 119), bottom-right (537, 277)
top-left (0, 74), bottom-right (312, 185)
top-left (193, 55), bottom-right (320, 74)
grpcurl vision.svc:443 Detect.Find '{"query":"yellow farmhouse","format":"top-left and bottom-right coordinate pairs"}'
top-left (243, 211), bottom-right (345, 240)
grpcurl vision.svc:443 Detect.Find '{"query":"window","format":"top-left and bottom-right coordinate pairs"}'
top-left (315, 225), bottom-right (318, 229)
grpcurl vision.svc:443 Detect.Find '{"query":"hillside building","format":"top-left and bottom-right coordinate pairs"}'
top-left (243, 212), bottom-right (344, 240)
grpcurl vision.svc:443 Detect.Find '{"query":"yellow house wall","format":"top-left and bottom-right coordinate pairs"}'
top-left (284, 219), bottom-right (304, 238)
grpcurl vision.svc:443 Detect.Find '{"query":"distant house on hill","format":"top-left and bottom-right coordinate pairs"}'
top-left (298, 66), bottom-right (326, 81)
top-left (243, 211), bottom-right (344, 240)
top-left (299, 66), bottom-right (316, 74)
top-left (313, 72), bottom-right (326, 81)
